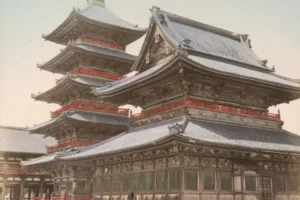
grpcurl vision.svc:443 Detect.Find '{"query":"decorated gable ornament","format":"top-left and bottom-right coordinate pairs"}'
top-left (87, 0), bottom-right (105, 7)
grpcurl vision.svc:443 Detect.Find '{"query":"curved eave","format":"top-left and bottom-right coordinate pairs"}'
top-left (42, 10), bottom-right (77, 44)
top-left (43, 9), bottom-right (146, 45)
top-left (38, 44), bottom-right (136, 74)
top-left (59, 117), bottom-right (300, 161)
top-left (94, 55), bottom-right (178, 96)
top-left (94, 55), bottom-right (300, 98)
top-left (184, 56), bottom-right (300, 90)
top-left (29, 110), bottom-right (130, 134)
top-left (151, 7), bottom-right (270, 72)
top-left (32, 75), bottom-right (109, 103)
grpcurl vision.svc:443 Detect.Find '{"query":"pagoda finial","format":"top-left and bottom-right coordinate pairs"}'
top-left (87, 0), bottom-right (105, 7)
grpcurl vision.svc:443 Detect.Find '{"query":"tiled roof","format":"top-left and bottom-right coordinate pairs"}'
top-left (152, 7), bottom-right (265, 70)
top-left (21, 153), bottom-right (59, 166)
top-left (93, 54), bottom-right (300, 95)
top-left (38, 43), bottom-right (136, 72)
top-left (79, 3), bottom-right (145, 31)
top-left (29, 110), bottom-right (130, 133)
top-left (0, 126), bottom-right (56, 154)
top-left (188, 55), bottom-right (300, 88)
top-left (32, 74), bottom-right (109, 100)
top-left (59, 117), bottom-right (300, 161)
top-left (93, 56), bottom-right (174, 94)
top-left (43, 3), bottom-right (146, 45)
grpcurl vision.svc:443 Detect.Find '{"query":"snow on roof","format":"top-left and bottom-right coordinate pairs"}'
top-left (188, 55), bottom-right (300, 88)
top-left (29, 111), bottom-right (129, 133)
top-left (39, 43), bottom-right (136, 72)
top-left (93, 55), bottom-right (175, 94)
top-left (184, 120), bottom-right (300, 152)
top-left (61, 118), bottom-right (179, 160)
top-left (151, 7), bottom-right (266, 70)
top-left (60, 117), bottom-right (300, 161)
top-left (79, 3), bottom-right (145, 31)
top-left (21, 153), bottom-right (59, 166)
top-left (0, 126), bottom-right (56, 154)
top-left (32, 74), bottom-right (109, 100)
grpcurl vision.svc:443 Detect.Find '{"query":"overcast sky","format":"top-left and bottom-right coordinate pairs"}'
top-left (0, 0), bottom-right (299, 134)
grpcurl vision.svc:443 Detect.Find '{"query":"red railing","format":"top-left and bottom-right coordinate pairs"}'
top-left (50, 196), bottom-right (91, 200)
top-left (32, 197), bottom-right (46, 200)
top-left (50, 101), bottom-right (130, 118)
top-left (131, 96), bottom-right (281, 121)
top-left (0, 168), bottom-right (38, 175)
top-left (71, 67), bottom-right (123, 81)
top-left (80, 35), bottom-right (125, 51)
top-left (47, 140), bottom-right (97, 152)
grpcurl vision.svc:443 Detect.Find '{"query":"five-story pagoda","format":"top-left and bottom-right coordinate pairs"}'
top-left (30, 0), bottom-right (145, 154)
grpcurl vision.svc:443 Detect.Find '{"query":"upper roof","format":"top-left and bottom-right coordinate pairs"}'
top-left (0, 126), bottom-right (56, 155)
top-left (94, 55), bottom-right (300, 96)
top-left (38, 42), bottom-right (136, 74)
top-left (151, 7), bottom-right (266, 70)
top-left (43, 2), bottom-right (146, 45)
top-left (94, 8), bottom-right (300, 96)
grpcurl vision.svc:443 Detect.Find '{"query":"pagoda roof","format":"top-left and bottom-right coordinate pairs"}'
top-left (29, 110), bottom-right (130, 134)
top-left (0, 126), bottom-right (56, 155)
top-left (32, 74), bottom-right (109, 103)
top-left (49, 116), bottom-right (300, 161)
top-left (21, 153), bottom-right (62, 166)
top-left (149, 7), bottom-right (267, 70)
top-left (94, 55), bottom-right (300, 96)
top-left (43, 3), bottom-right (146, 45)
top-left (38, 43), bottom-right (136, 74)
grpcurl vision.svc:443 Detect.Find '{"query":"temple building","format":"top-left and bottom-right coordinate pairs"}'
top-left (0, 126), bottom-right (56, 200)
top-left (21, 1), bottom-right (300, 200)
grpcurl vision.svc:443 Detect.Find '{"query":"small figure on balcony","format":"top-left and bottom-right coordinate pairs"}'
top-left (128, 191), bottom-right (135, 200)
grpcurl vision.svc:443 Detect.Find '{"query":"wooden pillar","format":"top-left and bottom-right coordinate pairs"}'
top-left (20, 178), bottom-right (25, 200)
top-left (2, 178), bottom-right (7, 200)
top-left (28, 188), bottom-right (31, 200)
top-left (39, 178), bottom-right (44, 197)
top-left (9, 188), bottom-right (13, 200)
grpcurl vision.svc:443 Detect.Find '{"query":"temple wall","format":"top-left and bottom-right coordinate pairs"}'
top-left (48, 142), bottom-right (299, 200)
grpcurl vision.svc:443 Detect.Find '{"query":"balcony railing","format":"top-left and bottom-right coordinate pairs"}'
top-left (47, 140), bottom-right (97, 153)
top-left (50, 101), bottom-right (130, 118)
top-left (131, 96), bottom-right (281, 121)
top-left (71, 67), bottom-right (123, 81)
top-left (0, 168), bottom-right (38, 175)
top-left (32, 196), bottom-right (91, 200)
top-left (79, 35), bottom-right (125, 51)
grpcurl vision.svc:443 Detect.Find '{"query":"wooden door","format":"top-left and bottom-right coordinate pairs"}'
top-left (259, 177), bottom-right (272, 200)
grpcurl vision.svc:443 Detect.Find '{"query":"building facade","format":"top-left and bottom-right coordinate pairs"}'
top-left (22, 1), bottom-right (300, 200)
top-left (0, 126), bottom-right (56, 200)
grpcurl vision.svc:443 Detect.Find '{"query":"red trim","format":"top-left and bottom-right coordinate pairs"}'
top-left (47, 140), bottom-right (97, 152)
top-left (131, 96), bottom-right (281, 121)
top-left (32, 197), bottom-right (46, 200)
top-left (80, 35), bottom-right (125, 51)
top-left (50, 101), bottom-right (129, 118)
top-left (50, 196), bottom-right (91, 200)
top-left (0, 168), bottom-right (38, 175)
top-left (71, 67), bottom-right (123, 80)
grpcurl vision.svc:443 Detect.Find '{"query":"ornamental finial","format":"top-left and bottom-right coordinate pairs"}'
top-left (87, 0), bottom-right (105, 7)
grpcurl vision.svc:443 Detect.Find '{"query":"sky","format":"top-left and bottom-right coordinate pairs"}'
top-left (0, 0), bottom-right (299, 134)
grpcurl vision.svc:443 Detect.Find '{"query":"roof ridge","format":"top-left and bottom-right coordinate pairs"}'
top-left (157, 8), bottom-right (241, 41)
top-left (0, 126), bottom-right (26, 131)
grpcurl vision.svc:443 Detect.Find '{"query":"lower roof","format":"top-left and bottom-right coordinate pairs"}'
top-left (0, 126), bottom-right (56, 155)
top-left (22, 116), bottom-right (300, 166)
